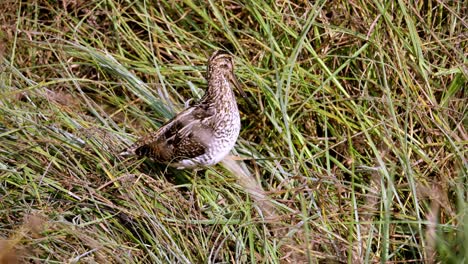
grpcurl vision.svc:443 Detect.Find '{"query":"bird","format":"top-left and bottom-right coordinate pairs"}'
top-left (122, 50), bottom-right (246, 169)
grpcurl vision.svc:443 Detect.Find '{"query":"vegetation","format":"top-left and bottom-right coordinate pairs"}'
top-left (0, 0), bottom-right (466, 262)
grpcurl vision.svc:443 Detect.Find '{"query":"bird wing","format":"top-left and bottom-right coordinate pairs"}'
top-left (169, 105), bottom-right (216, 161)
top-left (130, 104), bottom-right (217, 163)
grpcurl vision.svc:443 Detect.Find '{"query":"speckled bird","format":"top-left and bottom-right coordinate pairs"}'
top-left (123, 50), bottom-right (246, 169)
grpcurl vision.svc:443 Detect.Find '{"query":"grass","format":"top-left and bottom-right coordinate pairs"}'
top-left (0, 0), bottom-right (466, 263)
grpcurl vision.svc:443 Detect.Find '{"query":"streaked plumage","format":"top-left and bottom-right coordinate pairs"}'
top-left (124, 50), bottom-right (245, 169)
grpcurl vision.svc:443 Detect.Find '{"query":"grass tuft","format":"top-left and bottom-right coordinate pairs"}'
top-left (1, 0), bottom-right (466, 262)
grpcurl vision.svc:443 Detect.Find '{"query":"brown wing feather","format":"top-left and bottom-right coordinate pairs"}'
top-left (132, 104), bottom-right (215, 163)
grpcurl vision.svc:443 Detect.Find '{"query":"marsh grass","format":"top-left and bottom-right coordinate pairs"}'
top-left (0, 0), bottom-right (466, 262)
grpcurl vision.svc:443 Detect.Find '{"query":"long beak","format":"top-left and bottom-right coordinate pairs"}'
top-left (230, 73), bottom-right (247, 98)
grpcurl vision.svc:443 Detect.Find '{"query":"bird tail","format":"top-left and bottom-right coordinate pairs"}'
top-left (119, 145), bottom-right (137, 157)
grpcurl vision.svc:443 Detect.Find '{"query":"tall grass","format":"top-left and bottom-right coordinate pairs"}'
top-left (0, 0), bottom-right (466, 262)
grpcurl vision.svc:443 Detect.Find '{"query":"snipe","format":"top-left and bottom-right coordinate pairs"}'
top-left (123, 50), bottom-right (246, 169)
